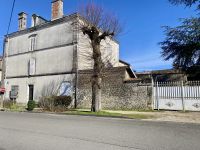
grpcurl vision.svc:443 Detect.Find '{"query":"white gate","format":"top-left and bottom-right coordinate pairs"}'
top-left (153, 81), bottom-right (200, 111)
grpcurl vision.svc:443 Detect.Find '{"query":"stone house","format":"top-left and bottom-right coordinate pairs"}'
top-left (2, 0), bottom-right (137, 107)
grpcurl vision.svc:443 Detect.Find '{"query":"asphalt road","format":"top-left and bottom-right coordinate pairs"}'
top-left (0, 112), bottom-right (200, 150)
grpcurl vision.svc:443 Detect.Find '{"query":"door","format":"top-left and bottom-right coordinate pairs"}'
top-left (29, 85), bottom-right (34, 101)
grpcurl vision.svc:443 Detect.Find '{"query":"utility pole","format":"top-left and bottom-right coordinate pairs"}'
top-left (0, 0), bottom-right (16, 109)
top-left (0, 37), bottom-right (8, 109)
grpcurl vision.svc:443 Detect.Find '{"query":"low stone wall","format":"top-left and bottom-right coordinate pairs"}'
top-left (76, 67), bottom-right (153, 110)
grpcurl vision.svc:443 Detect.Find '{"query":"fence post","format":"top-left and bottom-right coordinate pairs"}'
top-left (181, 81), bottom-right (185, 112)
top-left (156, 82), bottom-right (159, 110)
top-left (151, 78), bottom-right (154, 110)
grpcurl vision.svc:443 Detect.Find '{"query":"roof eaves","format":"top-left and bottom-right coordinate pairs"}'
top-left (6, 13), bottom-right (79, 38)
top-left (119, 59), bottom-right (130, 66)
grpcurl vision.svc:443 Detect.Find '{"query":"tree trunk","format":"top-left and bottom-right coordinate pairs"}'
top-left (91, 77), bottom-right (102, 112)
top-left (91, 40), bottom-right (102, 112)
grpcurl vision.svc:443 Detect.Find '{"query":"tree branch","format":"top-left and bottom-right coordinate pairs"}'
top-left (99, 32), bottom-right (114, 40)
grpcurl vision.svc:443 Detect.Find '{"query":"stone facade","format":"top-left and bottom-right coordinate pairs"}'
top-left (2, 3), bottom-right (121, 104)
top-left (77, 67), bottom-right (152, 110)
top-left (2, 0), bottom-right (144, 110)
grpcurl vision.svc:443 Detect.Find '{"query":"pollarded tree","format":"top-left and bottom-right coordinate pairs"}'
top-left (79, 3), bottom-right (121, 112)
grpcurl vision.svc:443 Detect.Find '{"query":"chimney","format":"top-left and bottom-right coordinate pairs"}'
top-left (31, 14), bottom-right (47, 27)
top-left (51, 0), bottom-right (64, 20)
top-left (18, 12), bottom-right (27, 31)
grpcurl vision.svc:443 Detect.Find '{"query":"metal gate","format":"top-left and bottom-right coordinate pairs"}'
top-left (153, 81), bottom-right (200, 111)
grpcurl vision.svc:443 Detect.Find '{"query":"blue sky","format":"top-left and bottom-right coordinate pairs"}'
top-left (0, 0), bottom-right (197, 71)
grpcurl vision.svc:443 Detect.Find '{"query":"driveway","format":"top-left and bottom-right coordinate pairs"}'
top-left (106, 110), bottom-right (200, 124)
top-left (0, 112), bottom-right (200, 150)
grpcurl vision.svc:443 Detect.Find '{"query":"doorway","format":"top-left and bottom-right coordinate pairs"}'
top-left (28, 85), bottom-right (34, 101)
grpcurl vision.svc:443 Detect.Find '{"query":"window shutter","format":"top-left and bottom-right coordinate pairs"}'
top-left (29, 58), bottom-right (36, 75)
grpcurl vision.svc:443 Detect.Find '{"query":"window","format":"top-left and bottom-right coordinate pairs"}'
top-left (29, 34), bottom-right (37, 51)
top-left (10, 85), bottom-right (19, 100)
top-left (30, 37), bottom-right (36, 51)
top-left (106, 44), bottom-right (112, 57)
top-left (60, 82), bottom-right (73, 96)
top-left (105, 44), bottom-right (113, 68)
top-left (28, 58), bottom-right (36, 76)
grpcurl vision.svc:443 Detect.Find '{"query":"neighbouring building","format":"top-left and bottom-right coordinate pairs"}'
top-left (2, 0), bottom-right (137, 107)
top-left (0, 56), bottom-right (2, 82)
top-left (136, 69), bottom-right (187, 83)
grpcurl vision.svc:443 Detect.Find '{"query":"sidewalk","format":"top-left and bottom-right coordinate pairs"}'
top-left (105, 110), bottom-right (200, 124)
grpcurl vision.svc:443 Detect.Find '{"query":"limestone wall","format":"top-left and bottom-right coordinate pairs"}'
top-left (4, 74), bottom-right (75, 103)
top-left (76, 67), bottom-right (152, 110)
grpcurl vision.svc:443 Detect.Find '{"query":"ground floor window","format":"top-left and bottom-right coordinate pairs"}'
top-left (60, 82), bottom-right (73, 96)
top-left (10, 85), bottom-right (19, 100)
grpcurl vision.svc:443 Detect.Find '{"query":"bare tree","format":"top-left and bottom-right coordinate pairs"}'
top-left (79, 3), bottom-right (122, 112)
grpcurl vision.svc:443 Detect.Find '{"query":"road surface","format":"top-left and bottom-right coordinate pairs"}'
top-left (0, 111), bottom-right (200, 150)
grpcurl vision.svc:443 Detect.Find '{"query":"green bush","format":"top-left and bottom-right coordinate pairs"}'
top-left (27, 100), bottom-right (36, 111)
top-left (38, 96), bottom-right (72, 112)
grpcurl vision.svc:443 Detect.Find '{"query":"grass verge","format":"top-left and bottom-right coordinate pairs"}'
top-left (64, 109), bottom-right (154, 119)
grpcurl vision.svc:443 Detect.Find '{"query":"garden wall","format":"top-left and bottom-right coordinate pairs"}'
top-left (77, 67), bottom-right (152, 110)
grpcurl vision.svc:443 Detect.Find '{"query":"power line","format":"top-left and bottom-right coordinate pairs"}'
top-left (6, 0), bottom-right (16, 36)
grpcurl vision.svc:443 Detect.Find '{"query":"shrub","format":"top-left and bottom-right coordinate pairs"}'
top-left (38, 96), bottom-right (54, 111)
top-left (3, 100), bottom-right (15, 109)
top-left (27, 100), bottom-right (36, 111)
top-left (53, 96), bottom-right (72, 107)
top-left (38, 96), bottom-right (72, 112)
top-left (3, 100), bottom-right (26, 111)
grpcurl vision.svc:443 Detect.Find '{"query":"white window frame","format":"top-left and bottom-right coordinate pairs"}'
top-left (29, 34), bottom-right (37, 51)
top-left (28, 58), bottom-right (36, 76)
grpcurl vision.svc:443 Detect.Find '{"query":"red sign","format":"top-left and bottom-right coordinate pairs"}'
top-left (0, 87), bottom-right (6, 94)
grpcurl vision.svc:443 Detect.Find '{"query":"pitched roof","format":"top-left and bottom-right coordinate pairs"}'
top-left (136, 69), bottom-right (184, 75)
top-left (119, 59), bottom-right (130, 66)
top-left (6, 13), bottom-right (79, 38)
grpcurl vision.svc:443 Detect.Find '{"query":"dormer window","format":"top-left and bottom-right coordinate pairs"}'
top-left (29, 34), bottom-right (37, 51)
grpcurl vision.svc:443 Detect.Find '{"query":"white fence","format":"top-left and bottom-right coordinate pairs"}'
top-left (153, 81), bottom-right (200, 111)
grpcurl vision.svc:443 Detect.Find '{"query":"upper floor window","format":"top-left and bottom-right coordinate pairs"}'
top-left (29, 34), bottom-right (37, 51)
top-left (28, 58), bottom-right (36, 76)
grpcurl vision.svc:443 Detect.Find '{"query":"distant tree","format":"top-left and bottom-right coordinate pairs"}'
top-left (169, 0), bottom-right (200, 9)
top-left (79, 3), bottom-right (121, 112)
top-left (160, 0), bottom-right (200, 80)
top-left (161, 18), bottom-right (200, 68)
